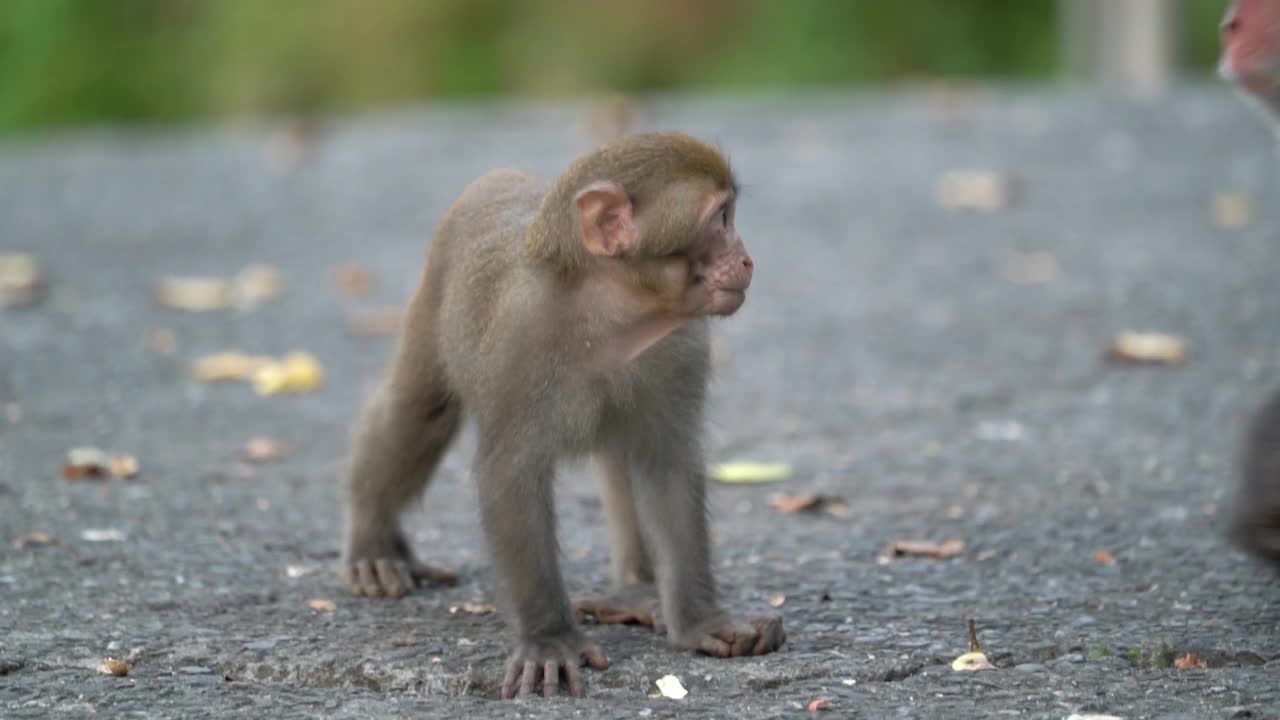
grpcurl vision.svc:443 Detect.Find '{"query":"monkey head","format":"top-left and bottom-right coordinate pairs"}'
top-left (571, 139), bottom-right (754, 320)
top-left (1220, 0), bottom-right (1280, 97)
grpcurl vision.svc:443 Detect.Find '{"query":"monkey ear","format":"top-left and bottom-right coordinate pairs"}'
top-left (574, 181), bottom-right (638, 257)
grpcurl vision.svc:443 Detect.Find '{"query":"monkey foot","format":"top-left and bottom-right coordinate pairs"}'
top-left (343, 552), bottom-right (458, 598)
top-left (573, 584), bottom-right (664, 631)
top-left (676, 614), bottom-right (786, 657)
top-left (501, 632), bottom-right (610, 698)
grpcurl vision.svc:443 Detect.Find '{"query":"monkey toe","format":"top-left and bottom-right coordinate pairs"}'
top-left (685, 613), bottom-right (786, 658)
top-left (573, 585), bottom-right (661, 629)
top-left (409, 560), bottom-right (460, 587)
top-left (500, 634), bottom-right (609, 699)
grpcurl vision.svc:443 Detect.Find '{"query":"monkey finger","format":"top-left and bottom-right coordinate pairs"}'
top-left (582, 644), bottom-right (610, 670)
top-left (696, 634), bottom-right (732, 657)
top-left (353, 560), bottom-right (384, 597)
top-left (750, 616), bottom-right (785, 654)
top-left (373, 558), bottom-right (411, 597)
top-left (728, 629), bottom-right (755, 657)
top-left (542, 660), bottom-right (560, 697)
top-left (518, 660), bottom-right (539, 697)
top-left (501, 662), bottom-right (522, 699)
top-left (565, 659), bottom-right (584, 697)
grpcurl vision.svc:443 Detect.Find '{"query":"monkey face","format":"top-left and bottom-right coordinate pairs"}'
top-left (687, 194), bottom-right (753, 317)
top-left (1220, 0), bottom-right (1280, 95)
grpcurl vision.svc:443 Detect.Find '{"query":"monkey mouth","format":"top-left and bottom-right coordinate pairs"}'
top-left (708, 288), bottom-right (747, 315)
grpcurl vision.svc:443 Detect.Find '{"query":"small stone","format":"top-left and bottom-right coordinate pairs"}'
top-left (1014, 663), bottom-right (1046, 673)
top-left (179, 666), bottom-right (213, 675)
top-left (242, 640), bottom-right (277, 652)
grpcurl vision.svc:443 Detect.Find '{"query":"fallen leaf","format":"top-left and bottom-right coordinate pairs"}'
top-left (1212, 191), bottom-right (1252, 228)
top-left (81, 528), bottom-right (126, 543)
top-left (242, 437), bottom-right (286, 463)
top-left (307, 598), bottom-right (336, 613)
top-left (951, 651), bottom-right (996, 672)
top-left (12, 531), bottom-right (57, 549)
top-left (109, 454), bottom-right (140, 480)
top-left (807, 698), bottom-right (832, 712)
top-left (1000, 250), bottom-right (1059, 285)
top-left (98, 658), bottom-right (131, 677)
top-left (767, 492), bottom-right (848, 516)
top-left (841, 678), bottom-right (857, 686)
top-left (62, 447), bottom-right (111, 480)
top-left (710, 462), bottom-right (792, 484)
top-left (334, 263), bottom-right (373, 297)
top-left (885, 539), bottom-right (964, 560)
top-left (1107, 332), bottom-right (1186, 365)
top-left (936, 170), bottom-right (1018, 212)
top-left (1093, 549), bottom-right (1116, 566)
top-left (253, 352), bottom-right (324, 395)
top-left (191, 352), bottom-right (276, 381)
top-left (350, 306), bottom-right (404, 336)
top-left (0, 252), bottom-right (45, 307)
top-left (768, 594), bottom-right (786, 608)
top-left (655, 674), bottom-right (687, 700)
top-left (285, 565), bottom-right (313, 578)
top-left (449, 602), bottom-right (497, 615)
top-left (232, 264), bottom-right (283, 308)
top-left (146, 328), bottom-right (178, 354)
top-left (1174, 652), bottom-right (1208, 669)
top-left (156, 275), bottom-right (233, 312)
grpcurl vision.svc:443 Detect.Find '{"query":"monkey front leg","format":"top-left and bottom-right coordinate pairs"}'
top-left (630, 449), bottom-right (786, 657)
top-left (475, 448), bottom-right (610, 698)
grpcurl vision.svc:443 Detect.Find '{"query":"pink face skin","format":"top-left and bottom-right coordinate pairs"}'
top-left (685, 191), bottom-right (754, 317)
top-left (1220, 0), bottom-right (1280, 96)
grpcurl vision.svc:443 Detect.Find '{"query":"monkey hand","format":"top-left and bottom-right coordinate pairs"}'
top-left (500, 631), bottom-right (610, 699)
top-left (673, 614), bottom-right (786, 657)
top-left (342, 530), bottom-right (458, 598)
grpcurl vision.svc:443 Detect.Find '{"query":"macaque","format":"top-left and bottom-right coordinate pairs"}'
top-left (1220, 0), bottom-right (1280, 570)
top-left (1220, 0), bottom-right (1280, 124)
top-left (340, 132), bottom-right (785, 698)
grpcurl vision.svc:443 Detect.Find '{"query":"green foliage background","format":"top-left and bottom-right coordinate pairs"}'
top-left (0, 0), bottom-right (1229, 135)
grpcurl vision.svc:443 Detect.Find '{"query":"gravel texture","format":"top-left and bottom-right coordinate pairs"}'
top-left (2, 86), bottom-right (1280, 719)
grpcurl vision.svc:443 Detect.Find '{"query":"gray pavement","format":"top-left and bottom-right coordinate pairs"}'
top-left (2, 86), bottom-right (1280, 719)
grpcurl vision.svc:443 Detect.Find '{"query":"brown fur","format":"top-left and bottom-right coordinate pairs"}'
top-left (339, 132), bottom-right (781, 700)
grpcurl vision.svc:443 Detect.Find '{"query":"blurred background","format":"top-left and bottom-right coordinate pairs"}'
top-left (0, 0), bottom-right (1235, 137)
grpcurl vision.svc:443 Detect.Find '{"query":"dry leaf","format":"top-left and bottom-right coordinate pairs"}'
top-left (767, 492), bottom-right (848, 516)
top-left (936, 170), bottom-right (1017, 212)
top-left (1092, 549), bottom-right (1116, 566)
top-left (350, 307), bottom-right (404, 336)
top-left (242, 437), bottom-right (286, 463)
top-left (655, 674), bottom-right (687, 700)
top-left (0, 252), bottom-right (45, 307)
top-left (885, 539), bottom-right (964, 560)
top-left (807, 698), bottom-right (833, 712)
top-left (1174, 652), bottom-right (1208, 669)
top-left (81, 528), bottom-right (126, 542)
top-left (1000, 250), bottom-right (1059, 285)
top-left (232, 264), bottom-right (283, 308)
top-left (98, 658), bottom-right (131, 677)
top-left (191, 352), bottom-right (276, 381)
top-left (767, 594), bottom-right (786, 608)
top-left (12, 531), bottom-right (57, 549)
top-left (146, 328), bottom-right (178, 354)
top-left (254, 352), bottom-right (324, 395)
top-left (334, 263), bottom-right (373, 297)
top-left (449, 602), bottom-right (497, 615)
top-left (156, 276), bottom-right (233, 312)
top-left (1107, 332), bottom-right (1186, 365)
top-left (710, 462), bottom-right (792, 484)
top-left (1212, 191), bottom-right (1252, 228)
top-left (62, 447), bottom-right (111, 480)
top-left (951, 651), bottom-right (996, 671)
top-left (307, 598), bottom-right (336, 612)
top-left (108, 454), bottom-right (139, 480)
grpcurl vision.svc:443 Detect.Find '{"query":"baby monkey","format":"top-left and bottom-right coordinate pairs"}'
top-left (340, 132), bottom-right (785, 698)
top-left (1220, 0), bottom-right (1280, 569)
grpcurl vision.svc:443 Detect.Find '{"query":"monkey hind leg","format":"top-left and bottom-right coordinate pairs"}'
top-left (574, 583), bottom-right (665, 631)
top-left (342, 382), bottom-right (463, 598)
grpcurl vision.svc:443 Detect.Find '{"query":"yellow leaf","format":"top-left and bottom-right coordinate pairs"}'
top-left (710, 462), bottom-right (792, 483)
top-left (655, 674), bottom-right (688, 699)
top-left (951, 651), bottom-right (996, 672)
top-left (254, 352), bottom-right (323, 395)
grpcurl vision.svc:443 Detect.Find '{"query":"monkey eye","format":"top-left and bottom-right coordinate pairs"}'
top-left (720, 205), bottom-right (730, 227)
top-left (1223, 17), bottom-right (1240, 35)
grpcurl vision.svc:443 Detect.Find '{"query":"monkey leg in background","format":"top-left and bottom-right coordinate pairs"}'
top-left (339, 133), bottom-right (783, 699)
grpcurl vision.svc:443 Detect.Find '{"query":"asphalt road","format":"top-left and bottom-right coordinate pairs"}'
top-left (3, 86), bottom-right (1280, 719)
